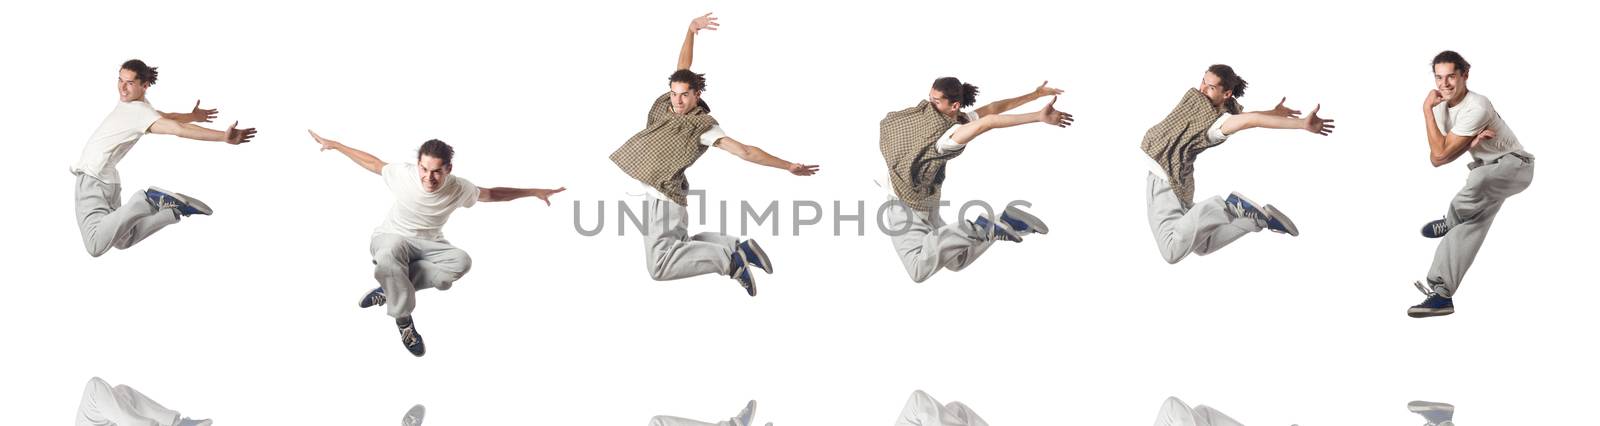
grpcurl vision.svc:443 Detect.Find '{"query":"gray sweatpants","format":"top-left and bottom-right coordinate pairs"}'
top-left (895, 390), bottom-right (989, 426)
top-left (370, 233), bottom-right (473, 318)
top-left (640, 195), bottom-right (737, 281)
top-left (1427, 151), bottom-right (1535, 297)
top-left (1146, 172), bottom-right (1264, 264)
top-left (1152, 397), bottom-right (1245, 426)
top-left (647, 416), bottom-right (738, 426)
top-left (882, 199), bottom-right (995, 283)
top-left (74, 172), bottom-right (179, 257)
top-left (77, 377), bottom-right (182, 426)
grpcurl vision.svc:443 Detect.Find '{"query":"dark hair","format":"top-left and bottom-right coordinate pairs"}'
top-left (931, 77), bottom-right (979, 108)
top-left (669, 69), bottom-right (708, 92)
top-left (1432, 50), bottom-right (1470, 75)
top-left (121, 59), bottom-right (158, 85)
top-left (418, 139), bottom-right (455, 167)
top-left (1206, 64), bottom-right (1247, 99)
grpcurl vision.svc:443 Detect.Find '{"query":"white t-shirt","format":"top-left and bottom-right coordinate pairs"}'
top-left (641, 125), bottom-right (726, 200)
top-left (1432, 91), bottom-right (1523, 163)
top-left (1147, 113), bottom-right (1231, 179)
top-left (375, 163), bottom-right (480, 241)
top-left (72, 100), bottom-right (164, 184)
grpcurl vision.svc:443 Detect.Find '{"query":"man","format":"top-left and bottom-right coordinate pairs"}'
top-left (894, 390), bottom-right (990, 426)
top-left (76, 377), bottom-right (211, 426)
top-left (1142, 65), bottom-right (1335, 264)
top-left (1151, 396), bottom-right (1266, 426)
top-left (610, 13), bottom-right (820, 296)
top-left (72, 59), bottom-right (256, 257)
top-left (1408, 401), bottom-right (1455, 426)
top-left (649, 400), bottom-right (771, 426)
top-left (1407, 50), bottom-right (1533, 318)
top-left (308, 130), bottom-right (565, 356)
top-left (879, 77), bottom-right (1071, 283)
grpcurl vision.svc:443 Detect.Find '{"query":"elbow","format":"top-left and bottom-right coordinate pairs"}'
top-left (1429, 155), bottom-right (1448, 168)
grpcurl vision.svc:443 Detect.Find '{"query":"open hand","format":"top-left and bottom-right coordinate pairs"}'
top-left (1032, 80), bottom-right (1064, 98)
top-left (532, 187), bottom-right (567, 206)
top-left (183, 100), bottom-right (218, 123)
top-left (1302, 105), bottom-right (1335, 136)
top-left (787, 163), bottom-right (820, 176)
top-left (1266, 97), bottom-right (1301, 118)
top-left (690, 12), bottom-right (719, 33)
top-left (1038, 96), bottom-right (1074, 128)
top-left (224, 121), bottom-right (256, 145)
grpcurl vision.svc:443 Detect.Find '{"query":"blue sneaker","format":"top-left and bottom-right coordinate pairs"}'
top-left (359, 287), bottom-right (386, 308)
top-left (732, 265), bottom-right (757, 297)
top-left (973, 216), bottom-right (1022, 242)
top-left (396, 316), bottom-right (426, 357)
top-left (737, 239), bottom-right (773, 274)
top-left (1225, 192), bottom-right (1298, 236)
top-left (146, 187), bottom-right (213, 216)
top-left (1421, 218), bottom-right (1451, 238)
top-left (1408, 282), bottom-right (1455, 318)
top-left (998, 205), bottom-right (1049, 235)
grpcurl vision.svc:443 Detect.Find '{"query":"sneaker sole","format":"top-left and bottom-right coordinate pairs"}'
top-left (734, 265), bottom-right (757, 297)
top-left (1407, 307), bottom-right (1455, 318)
top-left (1262, 204), bottom-right (1299, 236)
top-left (1002, 206), bottom-right (1049, 235)
top-left (149, 186), bottom-right (214, 215)
top-left (742, 239), bottom-right (774, 274)
top-left (1407, 401), bottom-right (1455, 413)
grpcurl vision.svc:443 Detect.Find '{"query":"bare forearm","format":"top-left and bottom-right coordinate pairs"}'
top-left (740, 145), bottom-right (795, 170)
top-left (951, 113), bottom-right (1038, 145)
top-left (330, 143), bottom-right (385, 174)
top-left (976, 92), bottom-right (1042, 117)
top-left (1422, 110), bottom-right (1462, 167)
top-left (160, 111), bottom-right (193, 123)
top-left (485, 187), bottom-right (541, 202)
top-left (677, 28), bottom-right (695, 70)
top-left (172, 122), bottom-right (227, 142)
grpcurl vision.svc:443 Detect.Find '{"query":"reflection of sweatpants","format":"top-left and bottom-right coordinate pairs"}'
top-left (882, 200), bottom-right (994, 283)
top-left (370, 233), bottom-right (473, 318)
top-left (896, 390), bottom-right (988, 426)
top-left (640, 195), bottom-right (736, 281)
top-left (74, 172), bottom-right (179, 257)
top-left (1427, 152), bottom-right (1535, 297)
top-left (1153, 397), bottom-right (1245, 426)
top-left (1146, 172), bottom-right (1264, 264)
top-left (77, 377), bottom-right (182, 426)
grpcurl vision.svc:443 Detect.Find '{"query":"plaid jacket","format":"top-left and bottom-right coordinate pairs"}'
top-left (610, 92), bottom-right (719, 206)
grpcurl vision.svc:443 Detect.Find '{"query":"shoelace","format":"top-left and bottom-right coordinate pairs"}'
top-left (1224, 201), bottom-right (1266, 225)
top-left (1413, 280), bottom-right (1437, 297)
top-left (1429, 221), bottom-right (1449, 236)
top-left (400, 324), bottom-right (419, 346)
top-left (367, 292), bottom-right (385, 306)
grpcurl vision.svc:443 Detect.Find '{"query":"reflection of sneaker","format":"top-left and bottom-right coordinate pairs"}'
top-left (1422, 218), bottom-right (1451, 238)
top-left (359, 287), bottom-right (386, 308)
top-left (1408, 288), bottom-right (1455, 318)
top-left (146, 187), bottom-right (213, 216)
top-left (998, 205), bottom-right (1049, 235)
top-left (176, 418), bottom-right (213, 426)
top-left (732, 400), bottom-right (756, 426)
top-left (1408, 400), bottom-right (1455, 425)
top-left (1225, 192), bottom-right (1298, 236)
top-left (973, 216), bottom-right (1022, 242)
top-left (397, 317), bottom-right (426, 357)
top-left (737, 240), bottom-right (773, 274)
top-left (732, 265), bottom-right (755, 296)
top-left (402, 404), bottom-right (426, 426)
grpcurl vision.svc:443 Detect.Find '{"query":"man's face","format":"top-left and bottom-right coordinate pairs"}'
top-left (417, 155), bottom-right (451, 193)
top-left (117, 69), bottom-right (147, 102)
top-left (1197, 72), bottom-right (1232, 107)
top-left (928, 88), bottom-right (961, 119)
top-left (669, 82), bottom-right (702, 114)
top-left (1433, 63), bottom-right (1469, 104)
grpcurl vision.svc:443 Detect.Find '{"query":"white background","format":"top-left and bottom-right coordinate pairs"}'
top-left (2, 0), bottom-right (1595, 424)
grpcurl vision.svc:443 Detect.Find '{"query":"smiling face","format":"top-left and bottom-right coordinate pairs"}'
top-left (1197, 71), bottom-right (1232, 108)
top-left (117, 69), bottom-right (148, 102)
top-left (928, 88), bottom-right (961, 119)
top-left (417, 155), bottom-right (451, 193)
top-left (1433, 62), bottom-right (1469, 106)
top-left (669, 82), bottom-right (702, 114)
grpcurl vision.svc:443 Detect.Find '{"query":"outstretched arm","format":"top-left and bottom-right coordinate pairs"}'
top-left (951, 96), bottom-right (1073, 144)
top-left (974, 81), bottom-right (1063, 118)
top-left (1219, 98), bottom-right (1334, 136)
top-left (478, 186), bottom-right (567, 204)
top-left (1421, 90), bottom-right (1482, 167)
top-left (677, 13), bottom-right (719, 70)
top-left (148, 118), bottom-right (255, 144)
top-left (159, 100), bottom-right (218, 123)
top-left (307, 130), bottom-right (385, 175)
top-left (715, 137), bottom-right (820, 176)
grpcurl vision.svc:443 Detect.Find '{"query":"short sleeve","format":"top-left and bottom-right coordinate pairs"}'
top-left (936, 124), bottom-right (968, 154)
top-left (454, 176), bottom-right (480, 208)
top-left (699, 125), bottom-right (727, 147)
top-left (1206, 113), bottom-right (1233, 143)
top-left (381, 163), bottom-right (409, 190)
top-left (130, 102), bottom-right (164, 134)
